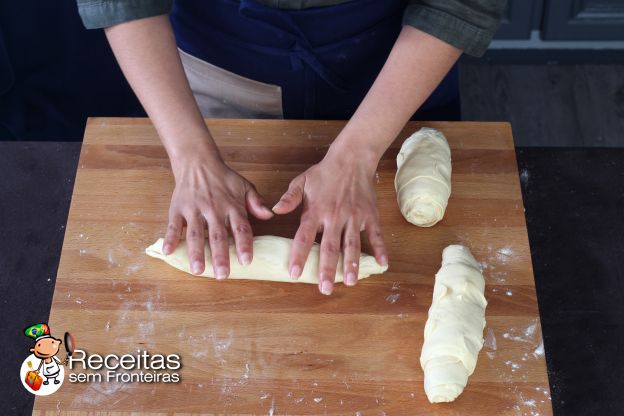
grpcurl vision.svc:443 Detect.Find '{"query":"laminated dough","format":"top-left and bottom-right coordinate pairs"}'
top-left (145, 235), bottom-right (388, 284)
top-left (420, 245), bottom-right (487, 403)
top-left (394, 128), bottom-right (452, 227)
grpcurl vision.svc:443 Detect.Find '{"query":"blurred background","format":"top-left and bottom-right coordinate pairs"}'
top-left (461, 0), bottom-right (624, 146)
top-left (0, 1), bottom-right (623, 145)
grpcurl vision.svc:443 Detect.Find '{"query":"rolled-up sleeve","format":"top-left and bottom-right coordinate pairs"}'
top-left (77, 0), bottom-right (173, 29)
top-left (403, 0), bottom-right (507, 57)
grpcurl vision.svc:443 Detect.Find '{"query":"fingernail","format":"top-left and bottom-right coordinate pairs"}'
top-left (320, 279), bottom-right (333, 296)
top-left (345, 272), bottom-right (357, 286)
top-left (216, 267), bottom-right (229, 280)
top-left (192, 261), bottom-right (203, 275)
top-left (379, 255), bottom-right (388, 267)
top-left (240, 252), bottom-right (252, 266)
top-left (290, 265), bottom-right (302, 280)
top-left (271, 202), bottom-right (281, 211)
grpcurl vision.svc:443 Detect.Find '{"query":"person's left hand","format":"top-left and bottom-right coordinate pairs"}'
top-left (272, 148), bottom-right (388, 295)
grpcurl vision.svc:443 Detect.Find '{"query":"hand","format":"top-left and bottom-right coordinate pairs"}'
top-left (272, 148), bottom-right (388, 295)
top-left (163, 153), bottom-right (273, 278)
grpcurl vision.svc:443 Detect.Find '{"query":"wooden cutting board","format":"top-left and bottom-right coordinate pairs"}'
top-left (34, 118), bottom-right (552, 415)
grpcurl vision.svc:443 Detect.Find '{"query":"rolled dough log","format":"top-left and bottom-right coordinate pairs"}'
top-left (394, 128), bottom-right (452, 227)
top-left (420, 245), bottom-right (487, 403)
top-left (145, 235), bottom-right (388, 284)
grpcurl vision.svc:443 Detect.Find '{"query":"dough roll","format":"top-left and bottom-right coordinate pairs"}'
top-left (420, 245), bottom-right (487, 403)
top-left (394, 128), bottom-right (452, 227)
top-left (145, 235), bottom-right (388, 284)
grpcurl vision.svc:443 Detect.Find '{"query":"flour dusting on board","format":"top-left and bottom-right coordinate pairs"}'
top-left (533, 340), bottom-right (545, 358)
top-left (106, 244), bottom-right (144, 275)
top-left (136, 320), bottom-right (156, 350)
top-left (487, 316), bottom-right (550, 413)
top-left (115, 301), bottom-right (131, 323)
top-left (385, 293), bottom-right (400, 304)
top-left (496, 246), bottom-right (514, 262)
top-left (454, 241), bottom-right (517, 285)
top-left (70, 380), bottom-right (133, 407)
top-left (483, 327), bottom-right (497, 360)
top-left (502, 319), bottom-right (539, 344)
top-left (268, 398), bottom-right (275, 416)
top-left (385, 282), bottom-right (401, 304)
top-left (187, 332), bottom-right (221, 361)
top-left (184, 330), bottom-right (234, 366)
top-left (485, 244), bottom-right (516, 284)
top-left (211, 331), bottom-right (233, 355)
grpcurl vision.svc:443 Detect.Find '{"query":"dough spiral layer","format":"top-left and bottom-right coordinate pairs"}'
top-left (420, 245), bottom-right (487, 403)
top-left (394, 128), bottom-right (452, 227)
top-left (145, 235), bottom-right (388, 284)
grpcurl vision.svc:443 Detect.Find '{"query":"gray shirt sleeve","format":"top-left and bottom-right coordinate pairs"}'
top-left (403, 0), bottom-right (507, 57)
top-left (76, 0), bottom-right (506, 57)
top-left (77, 0), bottom-right (173, 29)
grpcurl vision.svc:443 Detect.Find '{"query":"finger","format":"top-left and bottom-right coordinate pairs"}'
top-left (206, 215), bottom-right (230, 280)
top-left (163, 214), bottom-right (184, 255)
top-left (229, 211), bottom-right (253, 266)
top-left (272, 176), bottom-right (304, 215)
top-left (365, 217), bottom-right (388, 267)
top-left (318, 223), bottom-right (343, 296)
top-left (246, 186), bottom-right (274, 220)
top-left (185, 214), bottom-right (206, 275)
top-left (342, 220), bottom-right (362, 287)
top-left (288, 214), bottom-right (318, 280)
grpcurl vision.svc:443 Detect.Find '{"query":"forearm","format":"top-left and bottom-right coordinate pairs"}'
top-left (327, 26), bottom-right (461, 167)
top-left (104, 15), bottom-right (221, 171)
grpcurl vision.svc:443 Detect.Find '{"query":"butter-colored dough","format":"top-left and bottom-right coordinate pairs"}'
top-left (420, 245), bottom-right (487, 403)
top-left (394, 128), bottom-right (452, 227)
top-left (145, 235), bottom-right (388, 284)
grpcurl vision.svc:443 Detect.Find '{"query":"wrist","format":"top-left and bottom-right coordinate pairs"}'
top-left (324, 132), bottom-right (383, 176)
top-left (169, 143), bottom-right (224, 181)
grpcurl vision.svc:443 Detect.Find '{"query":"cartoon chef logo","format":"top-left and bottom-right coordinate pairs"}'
top-left (20, 323), bottom-right (74, 395)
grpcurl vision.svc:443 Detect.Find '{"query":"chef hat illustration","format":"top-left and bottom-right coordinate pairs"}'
top-left (24, 323), bottom-right (52, 341)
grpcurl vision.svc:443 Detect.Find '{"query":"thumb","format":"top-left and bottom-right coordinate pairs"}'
top-left (273, 176), bottom-right (304, 215)
top-left (246, 187), bottom-right (274, 220)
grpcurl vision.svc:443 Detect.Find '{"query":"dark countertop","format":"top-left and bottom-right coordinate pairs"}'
top-left (1, 143), bottom-right (622, 415)
top-left (516, 148), bottom-right (624, 416)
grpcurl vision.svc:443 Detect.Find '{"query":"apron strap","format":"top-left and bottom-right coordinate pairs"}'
top-left (239, 0), bottom-right (347, 91)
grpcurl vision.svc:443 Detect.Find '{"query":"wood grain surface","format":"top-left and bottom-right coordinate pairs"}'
top-left (33, 118), bottom-right (552, 415)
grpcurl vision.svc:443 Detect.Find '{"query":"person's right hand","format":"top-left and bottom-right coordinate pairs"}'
top-left (162, 154), bottom-right (273, 278)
